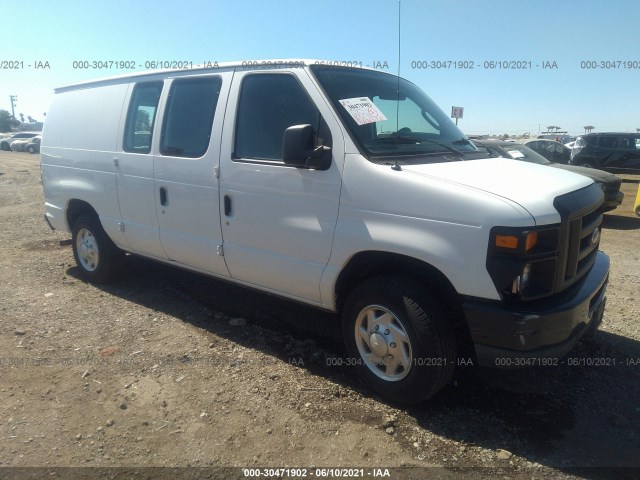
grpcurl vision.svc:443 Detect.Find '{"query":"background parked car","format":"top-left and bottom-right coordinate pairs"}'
top-left (9, 138), bottom-right (31, 152)
top-left (473, 139), bottom-right (624, 212)
top-left (0, 132), bottom-right (40, 151)
top-left (537, 133), bottom-right (574, 144)
top-left (523, 139), bottom-right (572, 164)
top-left (570, 132), bottom-right (640, 172)
top-left (25, 135), bottom-right (41, 154)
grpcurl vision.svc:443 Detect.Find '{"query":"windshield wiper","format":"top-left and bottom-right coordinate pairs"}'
top-left (375, 135), bottom-right (421, 144)
top-left (418, 139), bottom-right (464, 156)
top-left (375, 135), bottom-right (464, 156)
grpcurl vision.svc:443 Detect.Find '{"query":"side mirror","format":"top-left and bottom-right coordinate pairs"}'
top-left (282, 124), bottom-right (331, 170)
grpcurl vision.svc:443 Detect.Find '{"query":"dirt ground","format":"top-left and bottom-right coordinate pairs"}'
top-left (0, 150), bottom-right (638, 480)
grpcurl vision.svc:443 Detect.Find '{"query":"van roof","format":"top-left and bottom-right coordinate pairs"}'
top-left (54, 59), bottom-right (383, 93)
top-left (580, 132), bottom-right (640, 136)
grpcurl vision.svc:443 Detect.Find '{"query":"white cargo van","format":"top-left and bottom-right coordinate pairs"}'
top-left (41, 60), bottom-right (609, 403)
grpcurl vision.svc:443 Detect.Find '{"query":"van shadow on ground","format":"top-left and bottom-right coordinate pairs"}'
top-left (68, 256), bottom-right (640, 476)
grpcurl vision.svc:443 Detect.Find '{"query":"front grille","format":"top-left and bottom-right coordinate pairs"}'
top-left (565, 205), bottom-right (602, 281)
top-left (553, 183), bottom-right (604, 293)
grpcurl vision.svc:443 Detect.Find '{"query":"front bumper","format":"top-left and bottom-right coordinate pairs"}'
top-left (603, 190), bottom-right (624, 212)
top-left (464, 251), bottom-right (609, 367)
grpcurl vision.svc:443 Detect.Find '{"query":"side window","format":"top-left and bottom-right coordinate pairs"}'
top-left (160, 77), bottom-right (222, 158)
top-left (599, 136), bottom-right (618, 149)
top-left (620, 136), bottom-right (637, 150)
top-left (234, 74), bottom-right (326, 161)
top-left (123, 82), bottom-right (163, 154)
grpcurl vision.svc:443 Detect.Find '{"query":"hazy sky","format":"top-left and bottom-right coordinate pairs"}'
top-left (1, 0), bottom-right (638, 136)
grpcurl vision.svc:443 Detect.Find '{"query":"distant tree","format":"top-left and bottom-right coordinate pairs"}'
top-left (19, 113), bottom-right (25, 123)
top-left (27, 116), bottom-right (34, 123)
top-left (0, 110), bottom-right (13, 131)
top-left (502, 133), bottom-right (509, 139)
top-left (135, 110), bottom-right (151, 132)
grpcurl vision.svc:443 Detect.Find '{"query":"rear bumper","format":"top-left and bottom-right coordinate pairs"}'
top-left (464, 251), bottom-right (609, 368)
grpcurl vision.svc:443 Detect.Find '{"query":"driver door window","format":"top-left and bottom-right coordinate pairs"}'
top-left (234, 74), bottom-right (327, 162)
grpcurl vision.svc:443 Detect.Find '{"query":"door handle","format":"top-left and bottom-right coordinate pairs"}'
top-left (159, 187), bottom-right (168, 206)
top-left (224, 195), bottom-right (232, 216)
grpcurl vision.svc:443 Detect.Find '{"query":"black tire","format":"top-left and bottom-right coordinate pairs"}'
top-left (342, 276), bottom-right (456, 404)
top-left (27, 146), bottom-right (35, 154)
top-left (71, 213), bottom-right (124, 283)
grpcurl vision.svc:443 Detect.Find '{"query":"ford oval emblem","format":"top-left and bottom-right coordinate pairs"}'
top-left (591, 227), bottom-right (600, 245)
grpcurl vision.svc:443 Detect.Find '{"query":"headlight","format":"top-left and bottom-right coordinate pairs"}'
top-left (487, 226), bottom-right (560, 300)
top-left (511, 263), bottom-right (532, 294)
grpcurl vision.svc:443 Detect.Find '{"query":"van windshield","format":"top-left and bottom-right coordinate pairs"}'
top-left (311, 66), bottom-right (477, 160)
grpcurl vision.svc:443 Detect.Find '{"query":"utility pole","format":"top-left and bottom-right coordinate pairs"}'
top-left (9, 95), bottom-right (17, 119)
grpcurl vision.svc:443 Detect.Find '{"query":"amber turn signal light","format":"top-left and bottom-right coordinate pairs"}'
top-left (525, 231), bottom-right (538, 252)
top-left (495, 235), bottom-right (519, 249)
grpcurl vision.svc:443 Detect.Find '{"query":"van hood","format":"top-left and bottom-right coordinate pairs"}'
top-left (402, 158), bottom-right (594, 225)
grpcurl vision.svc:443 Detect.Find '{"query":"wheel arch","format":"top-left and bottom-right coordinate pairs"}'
top-left (335, 251), bottom-right (459, 313)
top-left (66, 199), bottom-right (99, 232)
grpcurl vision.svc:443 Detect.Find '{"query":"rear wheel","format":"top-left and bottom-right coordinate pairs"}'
top-left (72, 214), bottom-right (124, 283)
top-left (342, 276), bottom-right (456, 404)
top-left (27, 146), bottom-right (35, 154)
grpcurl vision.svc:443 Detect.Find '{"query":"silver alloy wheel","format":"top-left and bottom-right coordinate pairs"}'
top-left (76, 228), bottom-right (99, 272)
top-left (354, 305), bottom-right (412, 381)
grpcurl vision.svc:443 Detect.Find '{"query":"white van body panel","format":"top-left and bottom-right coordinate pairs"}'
top-left (41, 82), bottom-right (129, 246)
top-left (151, 72), bottom-right (234, 276)
top-left (319, 154), bottom-right (538, 305)
top-left (218, 68), bottom-right (344, 303)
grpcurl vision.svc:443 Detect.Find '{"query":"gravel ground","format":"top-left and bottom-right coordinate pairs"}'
top-left (0, 151), bottom-right (638, 480)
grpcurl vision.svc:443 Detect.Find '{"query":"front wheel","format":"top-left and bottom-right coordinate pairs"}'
top-left (27, 146), bottom-right (35, 154)
top-left (72, 214), bottom-right (124, 283)
top-left (342, 276), bottom-right (456, 404)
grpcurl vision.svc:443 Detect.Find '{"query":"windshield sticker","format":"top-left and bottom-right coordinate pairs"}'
top-left (508, 149), bottom-right (526, 159)
top-left (339, 97), bottom-right (388, 125)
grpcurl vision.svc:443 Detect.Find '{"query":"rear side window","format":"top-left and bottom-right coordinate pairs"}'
top-left (234, 74), bottom-right (322, 161)
top-left (160, 77), bottom-right (222, 158)
top-left (123, 82), bottom-right (163, 154)
top-left (620, 136), bottom-right (640, 150)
